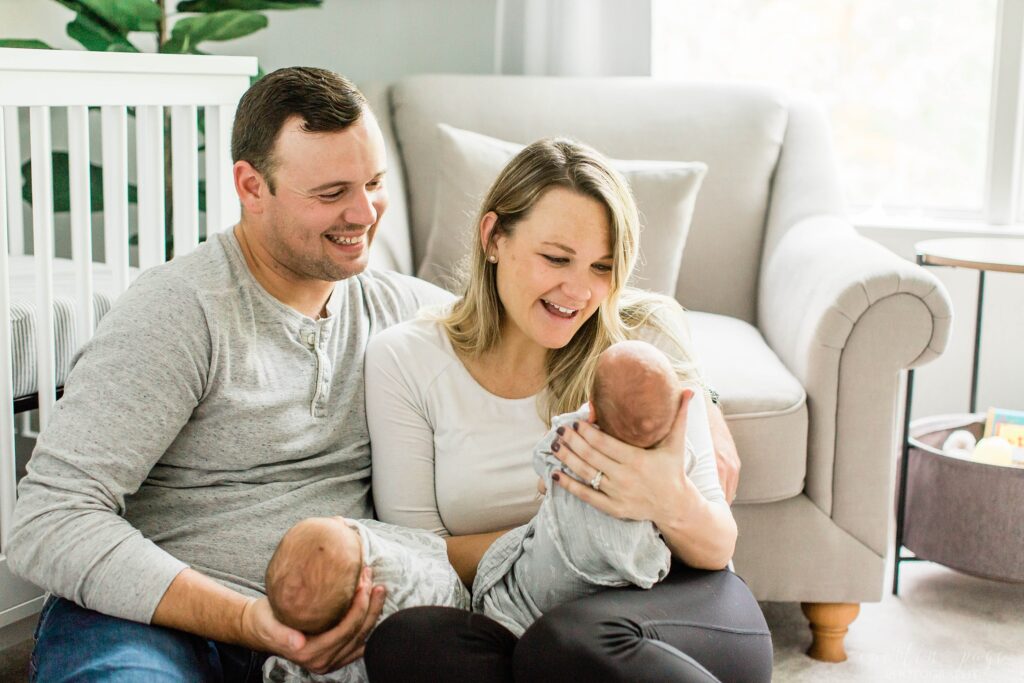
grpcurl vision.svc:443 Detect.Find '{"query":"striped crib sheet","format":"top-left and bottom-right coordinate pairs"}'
top-left (7, 256), bottom-right (135, 400)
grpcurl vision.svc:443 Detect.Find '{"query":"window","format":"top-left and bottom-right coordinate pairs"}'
top-left (651, 0), bottom-right (1003, 221)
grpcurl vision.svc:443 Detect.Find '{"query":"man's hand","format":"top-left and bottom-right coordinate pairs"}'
top-left (241, 566), bottom-right (386, 674)
top-left (153, 566), bottom-right (384, 676)
top-left (707, 401), bottom-right (740, 504)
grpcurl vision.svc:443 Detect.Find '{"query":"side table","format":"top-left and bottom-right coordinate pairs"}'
top-left (892, 237), bottom-right (1024, 594)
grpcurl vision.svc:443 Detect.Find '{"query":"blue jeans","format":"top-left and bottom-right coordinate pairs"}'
top-left (30, 596), bottom-right (268, 682)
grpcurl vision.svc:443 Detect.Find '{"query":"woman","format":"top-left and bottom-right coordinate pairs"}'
top-left (362, 138), bottom-right (772, 682)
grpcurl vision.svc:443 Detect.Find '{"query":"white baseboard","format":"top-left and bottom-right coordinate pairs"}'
top-left (0, 595), bottom-right (43, 631)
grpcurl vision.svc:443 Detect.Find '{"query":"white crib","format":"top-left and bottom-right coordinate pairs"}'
top-left (0, 48), bottom-right (256, 627)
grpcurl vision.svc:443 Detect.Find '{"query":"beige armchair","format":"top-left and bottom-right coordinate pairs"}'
top-left (365, 75), bottom-right (953, 660)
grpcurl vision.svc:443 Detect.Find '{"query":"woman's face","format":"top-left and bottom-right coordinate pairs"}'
top-left (491, 186), bottom-right (615, 351)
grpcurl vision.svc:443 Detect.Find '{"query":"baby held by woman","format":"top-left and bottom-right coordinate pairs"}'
top-left (473, 338), bottom-right (722, 635)
top-left (263, 339), bottom-right (721, 680)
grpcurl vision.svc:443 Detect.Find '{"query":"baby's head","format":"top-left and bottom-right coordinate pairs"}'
top-left (265, 516), bottom-right (363, 635)
top-left (591, 340), bottom-right (682, 448)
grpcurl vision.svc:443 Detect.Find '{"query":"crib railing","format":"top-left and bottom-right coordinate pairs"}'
top-left (0, 48), bottom-right (257, 555)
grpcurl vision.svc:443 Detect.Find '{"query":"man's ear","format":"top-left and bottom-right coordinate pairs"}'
top-left (234, 160), bottom-right (266, 215)
top-left (479, 211), bottom-right (500, 257)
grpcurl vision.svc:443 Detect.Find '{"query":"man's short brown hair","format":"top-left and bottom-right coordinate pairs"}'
top-left (231, 66), bottom-right (367, 193)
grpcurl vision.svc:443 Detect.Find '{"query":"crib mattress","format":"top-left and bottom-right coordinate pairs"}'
top-left (7, 256), bottom-right (135, 400)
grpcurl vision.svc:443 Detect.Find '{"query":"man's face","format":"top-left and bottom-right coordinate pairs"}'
top-left (253, 111), bottom-right (388, 282)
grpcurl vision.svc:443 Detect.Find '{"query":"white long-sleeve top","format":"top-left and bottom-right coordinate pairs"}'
top-left (365, 316), bottom-right (723, 537)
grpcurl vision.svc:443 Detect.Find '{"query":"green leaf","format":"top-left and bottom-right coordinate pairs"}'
top-left (55, 1), bottom-right (151, 48)
top-left (78, 0), bottom-right (162, 33)
top-left (0, 39), bottom-right (54, 49)
top-left (22, 152), bottom-right (137, 213)
top-left (177, 0), bottom-right (320, 12)
top-left (250, 63), bottom-right (265, 87)
top-left (163, 10), bottom-right (267, 53)
top-left (67, 13), bottom-right (138, 52)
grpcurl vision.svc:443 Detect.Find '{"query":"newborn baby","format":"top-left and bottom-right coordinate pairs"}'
top-left (473, 339), bottom-right (725, 636)
top-left (591, 338), bottom-right (683, 448)
top-left (262, 517), bottom-right (469, 683)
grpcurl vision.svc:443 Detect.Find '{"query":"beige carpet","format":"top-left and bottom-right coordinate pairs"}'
top-left (768, 561), bottom-right (1024, 682)
top-left (2, 561), bottom-right (1022, 681)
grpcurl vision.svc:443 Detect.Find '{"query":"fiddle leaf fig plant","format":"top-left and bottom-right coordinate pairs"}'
top-left (1, 0), bottom-right (321, 55)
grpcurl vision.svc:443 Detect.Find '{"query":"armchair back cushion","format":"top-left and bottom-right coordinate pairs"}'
top-left (390, 75), bottom-right (789, 323)
top-left (418, 123), bottom-right (707, 296)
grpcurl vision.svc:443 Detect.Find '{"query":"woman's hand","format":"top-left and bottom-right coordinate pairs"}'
top-left (240, 566), bottom-right (385, 674)
top-left (551, 389), bottom-right (737, 569)
top-left (550, 390), bottom-right (700, 527)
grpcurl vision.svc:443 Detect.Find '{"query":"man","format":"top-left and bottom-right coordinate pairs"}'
top-left (9, 67), bottom-right (448, 680)
top-left (9, 67), bottom-right (741, 681)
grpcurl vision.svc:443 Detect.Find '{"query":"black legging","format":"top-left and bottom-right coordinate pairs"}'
top-left (364, 562), bottom-right (772, 683)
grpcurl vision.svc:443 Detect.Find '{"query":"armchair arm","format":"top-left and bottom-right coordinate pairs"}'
top-left (759, 215), bottom-right (952, 555)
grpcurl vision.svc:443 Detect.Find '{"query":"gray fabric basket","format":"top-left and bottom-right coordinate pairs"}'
top-left (901, 415), bottom-right (1024, 583)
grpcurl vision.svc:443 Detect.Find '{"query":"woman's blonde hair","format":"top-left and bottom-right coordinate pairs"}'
top-left (442, 137), bottom-right (702, 419)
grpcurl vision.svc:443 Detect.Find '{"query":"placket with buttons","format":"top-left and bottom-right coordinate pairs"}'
top-left (304, 319), bottom-right (335, 417)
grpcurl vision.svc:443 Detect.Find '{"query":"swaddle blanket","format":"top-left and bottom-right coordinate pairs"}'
top-left (472, 405), bottom-right (676, 637)
top-left (264, 519), bottom-right (469, 683)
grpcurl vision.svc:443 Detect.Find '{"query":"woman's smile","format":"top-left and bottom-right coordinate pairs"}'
top-left (540, 299), bottom-right (580, 320)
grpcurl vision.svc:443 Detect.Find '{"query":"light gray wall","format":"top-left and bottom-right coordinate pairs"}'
top-left (201, 0), bottom-right (499, 83)
top-left (0, 0), bottom-right (500, 84)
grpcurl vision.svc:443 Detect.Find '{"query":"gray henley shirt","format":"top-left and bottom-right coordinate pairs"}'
top-left (7, 230), bottom-right (451, 624)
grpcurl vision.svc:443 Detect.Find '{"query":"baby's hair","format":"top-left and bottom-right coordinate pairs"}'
top-left (265, 518), bottom-right (363, 635)
top-left (591, 340), bottom-right (681, 448)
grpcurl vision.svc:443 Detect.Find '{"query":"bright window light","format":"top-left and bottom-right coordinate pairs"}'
top-left (652, 0), bottom-right (999, 217)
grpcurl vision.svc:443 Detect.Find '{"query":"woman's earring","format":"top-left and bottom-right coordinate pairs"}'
top-left (487, 254), bottom-right (498, 263)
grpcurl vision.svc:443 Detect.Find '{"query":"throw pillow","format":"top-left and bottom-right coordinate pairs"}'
top-left (418, 124), bottom-right (707, 296)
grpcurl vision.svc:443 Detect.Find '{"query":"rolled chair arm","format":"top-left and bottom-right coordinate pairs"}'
top-left (759, 215), bottom-right (952, 555)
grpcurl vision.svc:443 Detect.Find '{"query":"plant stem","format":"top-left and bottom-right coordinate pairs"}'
top-left (157, 0), bottom-right (168, 48)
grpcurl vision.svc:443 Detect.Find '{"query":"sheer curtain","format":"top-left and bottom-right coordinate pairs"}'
top-left (494, 0), bottom-right (652, 76)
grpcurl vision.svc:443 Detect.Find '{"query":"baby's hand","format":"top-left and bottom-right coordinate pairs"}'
top-left (536, 476), bottom-right (547, 496)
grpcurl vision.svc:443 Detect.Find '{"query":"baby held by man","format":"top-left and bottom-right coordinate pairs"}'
top-left (262, 340), bottom-right (715, 682)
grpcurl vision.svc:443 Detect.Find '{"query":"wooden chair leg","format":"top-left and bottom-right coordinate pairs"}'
top-left (800, 602), bottom-right (860, 662)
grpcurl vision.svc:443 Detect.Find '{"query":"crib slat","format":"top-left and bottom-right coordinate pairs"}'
top-left (2, 107), bottom-right (23, 256)
top-left (68, 106), bottom-right (94, 347)
top-left (29, 107), bottom-right (57, 428)
top-left (171, 105), bottom-right (199, 257)
top-left (101, 106), bottom-right (129, 295)
top-left (0, 109), bottom-right (18, 551)
top-left (136, 105), bottom-right (166, 270)
top-left (204, 105), bottom-right (237, 236)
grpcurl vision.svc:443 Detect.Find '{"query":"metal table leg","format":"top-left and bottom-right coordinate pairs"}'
top-left (969, 270), bottom-right (985, 414)
top-left (893, 368), bottom-right (914, 595)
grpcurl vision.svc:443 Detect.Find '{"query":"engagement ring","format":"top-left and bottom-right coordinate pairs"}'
top-left (590, 470), bottom-right (603, 491)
